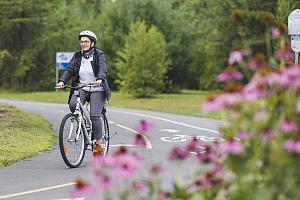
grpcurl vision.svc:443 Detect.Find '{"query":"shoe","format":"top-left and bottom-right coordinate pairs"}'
top-left (93, 143), bottom-right (104, 156)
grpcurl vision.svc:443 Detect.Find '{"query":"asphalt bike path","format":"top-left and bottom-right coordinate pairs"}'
top-left (0, 99), bottom-right (223, 200)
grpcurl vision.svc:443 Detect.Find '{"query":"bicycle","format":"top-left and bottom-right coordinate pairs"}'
top-left (55, 84), bottom-right (110, 168)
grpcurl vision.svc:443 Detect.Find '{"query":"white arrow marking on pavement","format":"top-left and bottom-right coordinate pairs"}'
top-left (160, 129), bottom-right (179, 133)
top-left (115, 123), bottom-right (152, 149)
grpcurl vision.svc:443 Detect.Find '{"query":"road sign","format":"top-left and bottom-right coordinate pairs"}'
top-left (55, 52), bottom-right (74, 84)
top-left (56, 52), bottom-right (74, 69)
top-left (291, 35), bottom-right (300, 53)
top-left (288, 9), bottom-right (300, 64)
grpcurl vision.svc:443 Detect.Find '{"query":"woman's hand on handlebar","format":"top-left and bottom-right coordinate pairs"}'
top-left (94, 79), bottom-right (102, 87)
top-left (56, 81), bottom-right (65, 89)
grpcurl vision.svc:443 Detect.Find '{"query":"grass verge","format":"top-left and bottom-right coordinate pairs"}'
top-left (0, 89), bottom-right (225, 119)
top-left (0, 104), bottom-right (56, 167)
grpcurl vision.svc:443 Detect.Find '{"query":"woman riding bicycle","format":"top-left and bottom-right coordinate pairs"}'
top-left (56, 30), bottom-right (111, 156)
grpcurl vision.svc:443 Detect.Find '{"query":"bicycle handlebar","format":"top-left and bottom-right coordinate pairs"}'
top-left (55, 83), bottom-right (96, 90)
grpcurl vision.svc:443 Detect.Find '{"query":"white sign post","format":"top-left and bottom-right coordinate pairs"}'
top-left (288, 9), bottom-right (300, 64)
top-left (56, 52), bottom-right (74, 84)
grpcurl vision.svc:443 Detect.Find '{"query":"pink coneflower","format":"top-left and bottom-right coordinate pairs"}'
top-left (197, 144), bottom-right (220, 164)
top-left (135, 119), bottom-right (153, 133)
top-left (219, 139), bottom-right (244, 155)
top-left (243, 79), bottom-right (267, 101)
top-left (283, 139), bottom-right (300, 154)
top-left (228, 49), bottom-right (248, 65)
top-left (132, 180), bottom-right (146, 191)
top-left (169, 147), bottom-right (189, 161)
top-left (247, 59), bottom-right (258, 70)
top-left (70, 178), bottom-right (96, 198)
top-left (271, 27), bottom-right (280, 38)
top-left (260, 129), bottom-right (273, 141)
top-left (200, 170), bottom-right (223, 188)
top-left (202, 96), bottom-right (223, 113)
top-left (217, 68), bottom-right (243, 82)
top-left (184, 137), bottom-right (201, 152)
top-left (266, 71), bottom-right (286, 86)
top-left (134, 134), bottom-right (146, 147)
top-left (150, 164), bottom-right (165, 175)
top-left (114, 153), bottom-right (142, 178)
top-left (94, 172), bottom-right (115, 192)
top-left (237, 130), bottom-right (250, 139)
top-left (157, 190), bottom-right (171, 200)
top-left (254, 109), bottom-right (267, 121)
top-left (90, 154), bottom-right (115, 170)
top-left (275, 49), bottom-right (294, 61)
top-left (280, 120), bottom-right (297, 133)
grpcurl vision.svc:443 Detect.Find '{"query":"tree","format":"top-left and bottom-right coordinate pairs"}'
top-left (116, 20), bottom-right (169, 97)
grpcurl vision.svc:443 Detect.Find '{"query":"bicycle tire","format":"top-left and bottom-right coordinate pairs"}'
top-left (59, 113), bottom-right (86, 168)
top-left (101, 114), bottom-right (110, 155)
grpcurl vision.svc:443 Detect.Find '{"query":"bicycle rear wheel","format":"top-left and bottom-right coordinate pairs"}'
top-left (101, 114), bottom-right (110, 155)
top-left (59, 113), bottom-right (86, 168)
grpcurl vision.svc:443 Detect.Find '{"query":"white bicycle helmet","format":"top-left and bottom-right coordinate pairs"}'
top-left (79, 30), bottom-right (97, 44)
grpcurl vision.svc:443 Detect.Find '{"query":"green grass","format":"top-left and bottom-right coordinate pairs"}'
top-left (0, 90), bottom-right (225, 119)
top-left (0, 104), bottom-right (56, 167)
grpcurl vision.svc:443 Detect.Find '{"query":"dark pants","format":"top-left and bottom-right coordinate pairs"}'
top-left (69, 89), bottom-right (106, 140)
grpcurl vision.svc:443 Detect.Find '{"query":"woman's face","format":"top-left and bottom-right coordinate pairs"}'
top-left (80, 36), bottom-right (93, 52)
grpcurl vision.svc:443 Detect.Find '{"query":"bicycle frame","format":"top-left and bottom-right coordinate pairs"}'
top-left (69, 90), bottom-right (93, 145)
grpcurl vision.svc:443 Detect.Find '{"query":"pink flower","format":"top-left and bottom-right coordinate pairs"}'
top-left (132, 181), bottom-right (146, 191)
top-left (157, 190), bottom-right (171, 200)
top-left (70, 178), bottom-right (96, 198)
top-left (237, 130), bottom-right (250, 139)
top-left (275, 49), bottom-right (294, 61)
top-left (90, 154), bottom-right (115, 170)
top-left (150, 164), bottom-right (165, 175)
top-left (217, 68), bottom-right (243, 82)
top-left (198, 164), bottom-right (224, 189)
top-left (134, 134), bottom-right (146, 147)
top-left (228, 49), bottom-right (248, 65)
top-left (219, 139), bottom-right (244, 155)
top-left (184, 137), bottom-right (201, 152)
top-left (247, 59), bottom-right (258, 70)
top-left (114, 153), bottom-right (142, 178)
top-left (283, 139), bottom-right (300, 154)
top-left (94, 172), bottom-right (115, 192)
top-left (243, 78), bottom-right (267, 101)
top-left (280, 120), bottom-right (297, 133)
top-left (271, 27), bottom-right (280, 38)
top-left (260, 129), bottom-right (273, 141)
top-left (197, 143), bottom-right (223, 164)
top-left (254, 109), bottom-right (266, 121)
top-left (135, 120), bottom-right (153, 133)
top-left (267, 66), bottom-right (300, 89)
top-left (169, 147), bottom-right (189, 161)
top-left (202, 97), bottom-right (223, 112)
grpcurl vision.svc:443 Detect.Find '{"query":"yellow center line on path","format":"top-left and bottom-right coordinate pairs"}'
top-left (0, 182), bottom-right (75, 199)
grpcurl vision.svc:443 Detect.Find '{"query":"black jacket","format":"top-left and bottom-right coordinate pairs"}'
top-left (59, 48), bottom-right (112, 103)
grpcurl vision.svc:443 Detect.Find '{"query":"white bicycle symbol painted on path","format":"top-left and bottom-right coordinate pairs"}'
top-left (160, 134), bottom-right (225, 143)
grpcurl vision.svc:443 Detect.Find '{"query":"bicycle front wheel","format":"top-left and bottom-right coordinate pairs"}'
top-left (101, 114), bottom-right (110, 155)
top-left (59, 113), bottom-right (86, 168)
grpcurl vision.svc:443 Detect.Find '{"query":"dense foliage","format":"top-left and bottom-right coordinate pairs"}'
top-left (0, 0), bottom-right (299, 93)
top-left (116, 21), bottom-right (169, 97)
